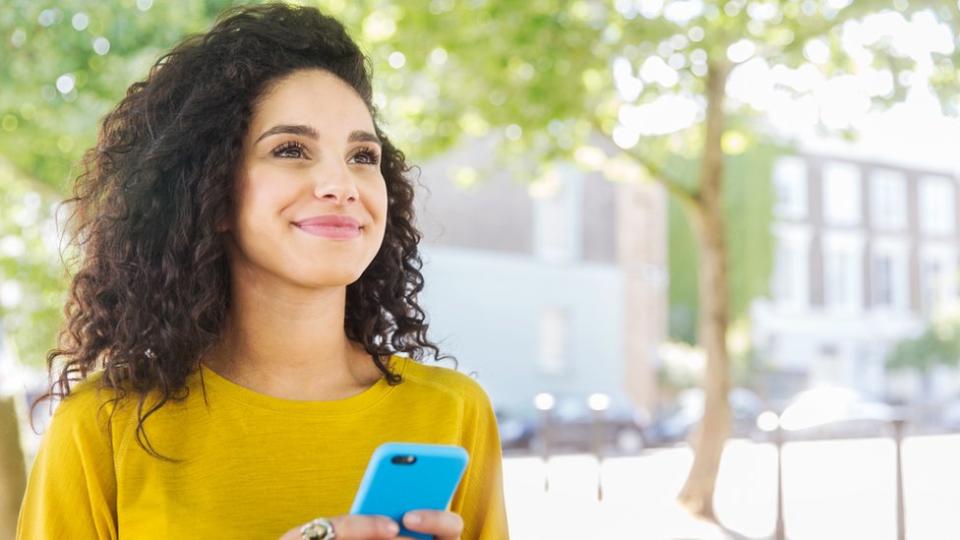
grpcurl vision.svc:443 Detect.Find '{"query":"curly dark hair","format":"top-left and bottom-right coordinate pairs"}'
top-left (31, 2), bottom-right (453, 462)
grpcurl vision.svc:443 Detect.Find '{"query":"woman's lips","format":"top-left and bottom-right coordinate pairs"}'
top-left (293, 215), bottom-right (362, 239)
top-left (294, 223), bottom-right (361, 239)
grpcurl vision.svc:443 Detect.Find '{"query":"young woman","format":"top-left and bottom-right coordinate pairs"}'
top-left (16, 4), bottom-right (507, 539)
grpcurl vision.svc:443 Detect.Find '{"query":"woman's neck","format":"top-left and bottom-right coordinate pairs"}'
top-left (203, 277), bottom-right (381, 401)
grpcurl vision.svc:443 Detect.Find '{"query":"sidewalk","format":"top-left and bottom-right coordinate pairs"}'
top-left (503, 435), bottom-right (960, 539)
top-left (504, 452), bottom-right (736, 539)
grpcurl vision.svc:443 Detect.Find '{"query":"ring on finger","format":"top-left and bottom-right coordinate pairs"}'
top-left (300, 517), bottom-right (336, 540)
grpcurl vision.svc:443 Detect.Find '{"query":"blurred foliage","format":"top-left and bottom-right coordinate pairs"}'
top-left (373, 0), bottom-right (959, 353)
top-left (0, 0), bottom-right (249, 192)
top-left (667, 141), bottom-right (780, 344)
top-left (887, 320), bottom-right (960, 375)
top-left (656, 345), bottom-right (703, 394)
top-left (0, 1), bottom-right (239, 368)
top-left (0, 161), bottom-right (65, 369)
top-left (1, 0), bottom-right (958, 370)
top-left (374, 0), bottom-right (960, 163)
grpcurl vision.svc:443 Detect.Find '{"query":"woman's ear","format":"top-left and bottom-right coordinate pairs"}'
top-left (215, 209), bottom-right (233, 233)
top-left (216, 201), bottom-right (234, 233)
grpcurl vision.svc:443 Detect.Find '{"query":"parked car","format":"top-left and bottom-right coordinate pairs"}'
top-left (940, 398), bottom-right (960, 431)
top-left (527, 395), bottom-right (649, 455)
top-left (644, 387), bottom-right (764, 446)
top-left (777, 386), bottom-right (896, 440)
top-left (496, 409), bottom-right (536, 452)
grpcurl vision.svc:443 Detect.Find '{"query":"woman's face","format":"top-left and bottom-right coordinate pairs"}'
top-left (226, 69), bottom-right (388, 290)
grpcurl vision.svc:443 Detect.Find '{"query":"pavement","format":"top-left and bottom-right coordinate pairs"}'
top-left (503, 434), bottom-right (960, 539)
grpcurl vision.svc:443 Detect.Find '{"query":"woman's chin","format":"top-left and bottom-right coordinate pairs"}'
top-left (286, 269), bottom-right (364, 289)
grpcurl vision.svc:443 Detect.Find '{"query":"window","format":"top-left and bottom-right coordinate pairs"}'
top-left (822, 162), bottom-right (862, 226)
top-left (919, 176), bottom-right (956, 235)
top-left (870, 169), bottom-right (906, 231)
top-left (920, 246), bottom-right (958, 317)
top-left (539, 307), bottom-right (569, 375)
top-left (771, 226), bottom-right (810, 309)
top-left (869, 241), bottom-right (908, 311)
top-left (773, 157), bottom-right (807, 219)
top-left (872, 256), bottom-right (892, 306)
top-left (824, 250), bottom-right (855, 309)
top-left (920, 259), bottom-right (942, 316)
top-left (823, 233), bottom-right (863, 312)
top-left (772, 243), bottom-right (798, 305)
top-left (532, 165), bottom-right (581, 262)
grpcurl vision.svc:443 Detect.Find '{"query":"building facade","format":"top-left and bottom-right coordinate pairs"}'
top-left (752, 152), bottom-right (960, 400)
top-left (411, 136), bottom-right (667, 420)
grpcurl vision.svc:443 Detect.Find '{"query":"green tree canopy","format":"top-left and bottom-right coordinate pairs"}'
top-left (887, 320), bottom-right (960, 374)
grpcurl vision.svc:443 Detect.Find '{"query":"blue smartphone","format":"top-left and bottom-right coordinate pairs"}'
top-left (350, 442), bottom-right (469, 540)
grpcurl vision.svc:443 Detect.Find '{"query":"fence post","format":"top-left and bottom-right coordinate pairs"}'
top-left (893, 417), bottom-right (906, 540)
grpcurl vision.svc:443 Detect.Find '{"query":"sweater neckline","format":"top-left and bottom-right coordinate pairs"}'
top-left (196, 354), bottom-right (407, 415)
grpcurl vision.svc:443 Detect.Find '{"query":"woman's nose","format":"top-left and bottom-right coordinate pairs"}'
top-left (312, 161), bottom-right (359, 204)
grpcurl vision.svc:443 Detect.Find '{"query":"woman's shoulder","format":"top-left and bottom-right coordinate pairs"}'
top-left (397, 356), bottom-right (494, 408)
top-left (41, 371), bottom-right (143, 438)
top-left (49, 371), bottom-right (117, 417)
top-left (30, 371), bottom-right (130, 457)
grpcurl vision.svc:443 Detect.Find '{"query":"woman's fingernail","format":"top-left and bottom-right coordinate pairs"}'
top-left (388, 521), bottom-right (400, 534)
top-left (405, 512), bottom-right (421, 525)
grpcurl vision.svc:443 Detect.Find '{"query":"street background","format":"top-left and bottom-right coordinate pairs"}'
top-left (2, 1), bottom-right (960, 538)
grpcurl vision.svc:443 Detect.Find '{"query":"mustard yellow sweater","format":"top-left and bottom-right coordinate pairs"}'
top-left (17, 355), bottom-right (508, 539)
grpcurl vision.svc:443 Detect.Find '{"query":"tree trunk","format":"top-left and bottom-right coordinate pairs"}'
top-left (0, 394), bottom-right (27, 540)
top-left (676, 60), bottom-right (733, 521)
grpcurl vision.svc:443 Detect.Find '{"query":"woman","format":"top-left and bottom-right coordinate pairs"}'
top-left (16, 4), bottom-right (507, 539)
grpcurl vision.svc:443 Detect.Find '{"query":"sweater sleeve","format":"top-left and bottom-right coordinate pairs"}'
top-left (16, 383), bottom-right (119, 540)
top-left (451, 381), bottom-right (509, 540)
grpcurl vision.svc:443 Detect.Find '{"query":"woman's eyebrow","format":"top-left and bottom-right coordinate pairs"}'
top-left (348, 130), bottom-right (381, 146)
top-left (255, 124), bottom-right (380, 146)
top-left (255, 124), bottom-right (319, 143)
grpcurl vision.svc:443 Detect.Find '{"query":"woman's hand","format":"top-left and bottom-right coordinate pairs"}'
top-left (277, 510), bottom-right (463, 540)
top-left (401, 509), bottom-right (464, 540)
top-left (277, 515), bottom-right (399, 540)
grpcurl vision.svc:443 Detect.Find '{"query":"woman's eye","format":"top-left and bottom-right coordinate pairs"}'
top-left (272, 141), bottom-right (308, 159)
top-left (350, 148), bottom-right (381, 166)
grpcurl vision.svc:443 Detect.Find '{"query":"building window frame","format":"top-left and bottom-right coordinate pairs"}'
top-left (771, 224), bottom-right (811, 310)
top-left (539, 306), bottom-right (570, 375)
top-left (918, 175), bottom-right (956, 236)
top-left (822, 161), bottom-right (863, 227)
top-left (869, 169), bottom-right (907, 231)
top-left (822, 231), bottom-right (864, 314)
top-left (919, 244), bottom-right (958, 317)
top-left (869, 238), bottom-right (908, 312)
top-left (773, 156), bottom-right (808, 220)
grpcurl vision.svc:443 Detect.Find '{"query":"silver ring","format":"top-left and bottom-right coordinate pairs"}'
top-left (300, 517), bottom-right (336, 540)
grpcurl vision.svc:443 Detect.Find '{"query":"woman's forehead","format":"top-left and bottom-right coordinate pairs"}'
top-left (249, 69), bottom-right (374, 137)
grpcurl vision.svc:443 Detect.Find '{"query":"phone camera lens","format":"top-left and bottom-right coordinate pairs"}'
top-left (391, 455), bottom-right (417, 465)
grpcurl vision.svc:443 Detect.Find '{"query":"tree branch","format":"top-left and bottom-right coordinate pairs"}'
top-left (630, 150), bottom-right (702, 210)
top-left (589, 122), bottom-right (701, 209)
